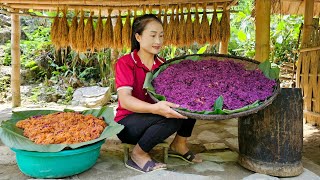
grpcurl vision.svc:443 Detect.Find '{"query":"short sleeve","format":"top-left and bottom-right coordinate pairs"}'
top-left (115, 58), bottom-right (134, 91)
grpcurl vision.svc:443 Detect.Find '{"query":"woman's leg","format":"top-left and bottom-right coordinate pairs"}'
top-left (117, 113), bottom-right (183, 169)
top-left (170, 118), bottom-right (202, 163)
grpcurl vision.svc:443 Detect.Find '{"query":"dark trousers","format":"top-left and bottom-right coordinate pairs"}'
top-left (117, 113), bottom-right (196, 152)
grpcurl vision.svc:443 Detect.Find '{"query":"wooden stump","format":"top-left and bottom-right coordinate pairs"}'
top-left (238, 88), bottom-right (303, 177)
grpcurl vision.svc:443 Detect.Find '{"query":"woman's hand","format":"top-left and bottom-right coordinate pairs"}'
top-left (153, 101), bottom-right (188, 119)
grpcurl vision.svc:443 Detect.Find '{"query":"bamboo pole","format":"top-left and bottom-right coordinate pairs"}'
top-left (255, 0), bottom-right (271, 62)
top-left (11, 10), bottom-right (21, 107)
top-left (3, 0), bottom-right (234, 6)
top-left (4, 2), bottom-right (230, 11)
top-left (301, 0), bottom-right (315, 47)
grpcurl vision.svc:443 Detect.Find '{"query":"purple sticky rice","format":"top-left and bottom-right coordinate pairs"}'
top-left (153, 59), bottom-right (276, 112)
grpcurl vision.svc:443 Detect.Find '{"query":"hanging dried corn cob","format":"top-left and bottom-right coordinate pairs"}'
top-left (193, 4), bottom-right (201, 44)
top-left (59, 8), bottom-right (69, 48)
top-left (163, 6), bottom-right (169, 46)
top-left (177, 4), bottom-right (186, 46)
top-left (185, 4), bottom-right (193, 46)
top-left (134, 7), bottom-right (137, 19)
top-left (157, 5), bottom-right (162, 20)
top-left (210, 3), bottom-right (220, 45)
top-left (171, 6), bottom-right (180, 46)
top-left (148, 5), bottom-right (153, 14)
top-left (142, 5), bottom-right (147, 15)
top-left (76, 10), bottom-right (86, 53)
top-left (122, 10), bottom-right (131, 49)
top-left (84, 11), bottom-right (95, 52)
top-left (220, 3), bottom-right (230, 43)
top-left (199, 3), bottom-right (210, 45)
top-left (69, 10), bottom-right (79, 50)
top-left (102, 9), bottom-right (114, 49)
top-left (94, 9), bottom-right (103, 51)
top-left (113, 10), bottom-right (123, 50)
top-left (166, 5), bottom-right (175, 46)
top-left (51, 8), bottom-right (60, 49)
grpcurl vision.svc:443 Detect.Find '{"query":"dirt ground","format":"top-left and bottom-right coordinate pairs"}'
top-left (303, 123), bottom-right (320, 165)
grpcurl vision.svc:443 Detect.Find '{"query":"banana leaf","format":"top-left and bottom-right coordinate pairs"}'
top-left (143, 55), bottom-right (272, 115)
top-left (0, 106), bottom-right (124, 152)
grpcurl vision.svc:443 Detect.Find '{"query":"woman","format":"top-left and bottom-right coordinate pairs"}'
top-left (115, 14), bottom-right (202, 173)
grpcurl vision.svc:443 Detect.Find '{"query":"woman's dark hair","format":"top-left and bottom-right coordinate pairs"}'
top-left (131, 14), bottom-right (163, 52)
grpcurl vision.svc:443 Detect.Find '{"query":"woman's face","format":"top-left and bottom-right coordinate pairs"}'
top-left (135, 20), bottom-right (164, 55)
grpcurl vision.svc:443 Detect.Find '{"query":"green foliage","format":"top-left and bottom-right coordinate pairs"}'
top-left (64, 86), bottom-right (74, 103)
top-left (30, 86), bottom-right (41, 102)
top-left (0, 76), bottom-right (10, 92)
top-left (270, 15), bottom-right (303, 63)
top-left (258, 60), bottom-right (280, 80)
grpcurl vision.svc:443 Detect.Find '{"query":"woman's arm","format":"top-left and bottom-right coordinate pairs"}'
top-left (118, 89), bottom-right (187, 119)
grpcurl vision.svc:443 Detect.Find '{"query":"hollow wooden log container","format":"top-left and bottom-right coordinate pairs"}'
top-left (238, 88), bottom-right (303, 177)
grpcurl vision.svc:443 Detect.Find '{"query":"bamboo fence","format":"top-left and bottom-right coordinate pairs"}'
top-left (296, 18), bottom-right (320, 125)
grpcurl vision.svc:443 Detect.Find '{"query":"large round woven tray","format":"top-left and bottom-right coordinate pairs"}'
top-left (149, 53), bottom-right (280, 120)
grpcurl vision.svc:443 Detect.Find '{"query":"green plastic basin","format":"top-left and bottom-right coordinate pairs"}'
top-left (11, 140), bottom-right (105, 178)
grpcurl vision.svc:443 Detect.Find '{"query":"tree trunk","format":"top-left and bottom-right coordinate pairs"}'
top-left (238, 88), bottom-right (303, 177)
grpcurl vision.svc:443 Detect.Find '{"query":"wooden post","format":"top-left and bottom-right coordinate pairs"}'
top-left (255, 0), bottom-right (271, 62)
top-left (301, 0), bottom-right (314, 48)
top-left (11, 10), bottom-right (21, 107)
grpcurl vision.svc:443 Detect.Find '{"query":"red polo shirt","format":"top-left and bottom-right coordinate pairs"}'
top-left (114, 49), bottom-right (165, 122)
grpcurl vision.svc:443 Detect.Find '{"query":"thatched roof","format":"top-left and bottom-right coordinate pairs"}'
top-left (271, 0), bottom-right (320, 16)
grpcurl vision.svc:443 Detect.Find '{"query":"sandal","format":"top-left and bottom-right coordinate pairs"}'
top-left (125, 158), bottom-right (166, 173)
top-left (168, 150), bottom-right (196, 164)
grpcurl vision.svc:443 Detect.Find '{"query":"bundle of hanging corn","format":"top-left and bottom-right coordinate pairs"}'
top-left (193, 4), bottom-right (201, 44)
top-left (84, 11), bottom-right (95, 52)
top-left (162, 6), bottom-right (168, 46)
top-left (177, 5), bottom-right (186, 47)
top-left (220, 3), bottom-right (230, 43)
top-left (148, 5), bottom-right (153, 14)
top-left (185, 4), bottom-right (193, 47)
top-left (134, 7), bottom-right (138, 20)
top-left (166, 6), bottom-right (175, 46)
top-left (210, 3), bottom-right (220, 46)
top-left (157, 5), bottom-right (162, 20)
top-left (113, 10), bottom-right (123, 50)
top-left (69, 10), bottom-right (79, 50)
top-left (102, 9), bottom-right (114, 49)
top-left (59, 8), bottom-right (69, 48)
top-left (94, 9), bottom-right (103, 51)
top-left (142, 5), bottom-right (147, 15)
top-left (50, 8), bottom-right (60, 49)
top-left (199, 3), bottom-right (210, 45)
top-left (76, 10), bottom-right (86, 53)
top-left (122, 10), bottom-right (131, 49)
top-left (171, 5), bottom-right (179, 46)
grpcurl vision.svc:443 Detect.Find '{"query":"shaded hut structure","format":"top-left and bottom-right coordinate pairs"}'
top-left (0, 0), bottom-right (238, 107)
top-left (279, 0), bottom-right (320, 126)
top-left (255, 0), bottom-right (320, 126)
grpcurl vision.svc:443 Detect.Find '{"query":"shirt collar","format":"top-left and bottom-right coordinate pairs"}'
top-left (131, 49), bottom-right (164, 71)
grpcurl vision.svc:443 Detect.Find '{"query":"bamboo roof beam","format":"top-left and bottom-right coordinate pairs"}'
top-left (0, 0), bottom-right (234, 5)
top-left (2, 3), bottom-right (228, 12)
